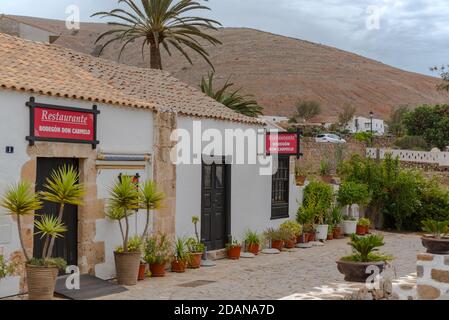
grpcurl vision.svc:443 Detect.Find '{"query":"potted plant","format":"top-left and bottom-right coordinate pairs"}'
top-left (331, 205), bottom-right (344, 239)
top-left (302, 181), bottom-right (333, 241)
top-left (144, 233), bottom-right (171, 277)
top-left (336, 234), bottom-right (393, 282)
top-left (244, 230), bottom-right (262, 255)
top-left (264, 228), bottom-right (289, 250)
top-left (226, 237), bottom-right (242, 260)
top-left (357, 218), bottom-right (371, 235)
top-left (327, 224), bottom-right (334, 240)
top-left (0, 255), bottom-right (15, 281)
top-left (108, 175), bottom-right (141, 285)
top-left (295, 165), bottom-right (307, 186)
top-left (186, 237), bottom-right (205, 268)
top-left (320, 160), bottom-right (333, 184)
top-left (172, 238), bottom-right (189, 273)
top-left (421, 219), bottom-right (449, 254)
top-left (1, 166), bottom-right (82, 300)
top-left (137, 180), bottom-right (165, 278)
top-left (116, 235), bottom-right (144, 280)
top-left (280, 220), bottom-right (302, 248)
top-left (296, 205), bottom-right (315, 243)
top-left (342, 215), bottom-right (358, 235)
top-left (186, 216), bottom-right (205, 268)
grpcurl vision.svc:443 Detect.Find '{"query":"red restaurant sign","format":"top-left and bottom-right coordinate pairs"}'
top-left (26, 98), bottom-right (99, 148)
top-left (265, 132), bottom-right (299, 156)
top-left (34, 107), bottom-right (95, 141)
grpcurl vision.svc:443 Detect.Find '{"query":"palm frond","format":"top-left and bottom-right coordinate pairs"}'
top-left (40, 165), bottom-right (84, 206)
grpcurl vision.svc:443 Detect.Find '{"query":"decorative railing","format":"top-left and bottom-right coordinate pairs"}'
top-left (366, 148), bottom-right (449, 167)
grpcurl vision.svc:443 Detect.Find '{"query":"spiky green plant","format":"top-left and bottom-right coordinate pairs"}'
top-left (244, 230), bottom-right (261, 246)
top-left (40, 165), bottom-right (84, 261)
top-left (139, 180), bottom-right (165, 239)
top-left (0, 182), bottom-right (42, 261)
top-left (200, 72), bottom-right (263, 117)
top-left (34, 215), bottom-right (67, 259)
top-left (92, 0), bottom-right (222, 70)
top-left (109, 176), bottom-right (140, 252)
top-left (422, 219), bottom-right (449, 239)
top-left (342, 234), bottom-right (393, 262)
top-left (173, 237), bottom-right (189, 262)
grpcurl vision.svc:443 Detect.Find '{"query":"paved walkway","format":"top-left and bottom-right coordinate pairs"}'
top-left (100, 232), bottom-right (422, 300)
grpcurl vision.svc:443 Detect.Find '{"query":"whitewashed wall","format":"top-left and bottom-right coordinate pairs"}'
top-left (175, 117), bottom-right (303, 244)
top-left (0, 89), bottom-right (154, 295)
top-left (366, 148), bottom-right (449, 167)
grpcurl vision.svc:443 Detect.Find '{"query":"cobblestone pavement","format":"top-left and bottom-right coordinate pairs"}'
top-left (100, 232), bottom-right (422, 300)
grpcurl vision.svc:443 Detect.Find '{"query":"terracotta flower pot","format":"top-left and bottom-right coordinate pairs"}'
top-left (295, 176), bottom-right (306, 186)
top-left (284, 238), bottom-right (297, 249)
top-left (227, 246), bottom-right (241, 260)
top-left (271, 240), bottom-right (284, 251)
top-left (149, 263), bottom-right (166, 277)
top-left (308, 233), bottom-right (316, 242)
top-left (188, 253), bottom-right (203, 269)
top-left (327, 233), bottom-right (334, 241)
top-left (333, 227), bottom-right (342, 239)
top-left (321, 175), bottom-right (333, 184)
top-left (171, 260), bottom-right (187, 273)
top-left (114, 251), bottom-right (141, 286)
top-left (138, 263), bottom-right (147, 281)
top-left (356, 225), bottom-right (366, 235)
top-left (247, 243), bottom-right (260, 255)
top-left (26, 264), bottom-right (58, 300)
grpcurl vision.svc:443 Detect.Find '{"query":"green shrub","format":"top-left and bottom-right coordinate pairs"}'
top-left (394, 135), bottom-right (428, 151)
top-left (337, 181), bottom-right (371, 207)
top-left (280, 220), bottom-right (302, 237)
top-left (303, 180), bottom-right (334, 224)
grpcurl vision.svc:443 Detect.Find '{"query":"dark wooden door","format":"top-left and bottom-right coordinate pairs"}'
top-left (33, 158), bottom-right (79, 266)
top-left (201, 160), bottom-right (229, 251)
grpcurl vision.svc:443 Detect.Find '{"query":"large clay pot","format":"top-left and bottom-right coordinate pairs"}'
top-left (138, 263), bottom-right (147, 281)
top-left (188, 253), bottom-right (203, 269)
top-left (421, 236), bottom-right (449, 254)
top-left (227, 246), bottom-right (242, 260)
top-left (247, 243), bottom-right (260, 255)
top-left (315, 224), bottom-right (329, 241)
top-left (336, 260), bottom-right (386, 282)
top-left (26, 265), bottom-right (58, 300)
top-left (114, 251), bottom-right (141, 286)
top-left (171, 260), bottom-right (187, 273)
top-left (150, 263), bottom-right (166, 277)
top-left (271, 240), bottom-right (284, 251)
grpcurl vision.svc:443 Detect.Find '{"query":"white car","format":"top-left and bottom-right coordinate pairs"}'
top-left (315, 134), bottom-right (346, 144)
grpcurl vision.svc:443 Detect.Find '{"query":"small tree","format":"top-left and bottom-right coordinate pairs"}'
top-left (40, 165), bottom-right (84, 260)
top-left (337, 181), bottom-right (371, 218)
top-left (109, 176), bottom-right (140, 252)
top-left (139, 180), bottom-right (165, 239)
top-left (386, 106), bottom-right (408, 137)
top-left (302, 180), bottom-right (334, 224)
top-left (0, 182), bottom-right (42, 261)
top-left (338, 104), bottom-right (357, 128)
top-left (289, 100), bottom-right (321, 123)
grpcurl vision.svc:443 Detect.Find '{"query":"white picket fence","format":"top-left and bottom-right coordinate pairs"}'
top-left (366, 148), bottom-right (449, 167)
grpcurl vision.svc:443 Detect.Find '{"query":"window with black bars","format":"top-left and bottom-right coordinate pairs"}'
top-left (271, 157), bottom-right (290, 219)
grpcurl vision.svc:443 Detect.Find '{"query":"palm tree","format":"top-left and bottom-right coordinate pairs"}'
top-left (139, 180), bottom-right (165, 239)
top-left (0, 182), bottom-right (42, 261)
top-left (200, 72), bottom-right (263, 117)
top-left (92, 0), bottom-right (222, 70)
top-left (109, 176), bottom-right (140, 252)
top-left (40, 165), bottom-right (85, 260)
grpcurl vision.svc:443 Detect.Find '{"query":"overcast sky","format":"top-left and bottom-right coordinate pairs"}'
top-left (1, 0), bottom-right (448, 76)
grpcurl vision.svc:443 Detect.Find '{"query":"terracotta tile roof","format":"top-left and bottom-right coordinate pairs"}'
top-left (0, 32), bottom-right (262, 124)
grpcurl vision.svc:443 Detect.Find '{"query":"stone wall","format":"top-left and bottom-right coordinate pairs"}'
top-left (417, 253), bottom-right (449, 299)
top-left (298, 138), bottom-right (365, 174)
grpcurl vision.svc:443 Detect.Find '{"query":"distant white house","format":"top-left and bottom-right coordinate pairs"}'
top-left (346, 116), bottom-right (386, 136)
top-left (260, 115), bottom-right (290, 123)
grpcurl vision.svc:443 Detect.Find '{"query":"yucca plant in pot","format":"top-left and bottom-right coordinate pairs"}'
top-left (108, 175), bottom-right (140, 285)
top-left (244, 230), bottom-right (262, 255)
top-left (226, 237), bottom-right (242, 260)
top-left (421, 219), bottom-right (449, 254)
top-left (144, 233), bottom-right (172, 277)
top-left (186, 216), bottom-right (205, 268)
top-left (336, 234), bottom-right (393, 282)
top-left (280, 220), bottom-right (302, 248)
top-left (172, 238), bottom-right (189, 272)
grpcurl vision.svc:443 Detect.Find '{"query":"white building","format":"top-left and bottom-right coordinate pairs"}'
top-left (346, 116), bottom-right (386, 136)
top-left (0, 33), bottom-right (302, 297)
top-left (0, 14), bottom-right (59, 43)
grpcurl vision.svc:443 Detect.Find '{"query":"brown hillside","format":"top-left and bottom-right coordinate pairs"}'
top-left (2, 15), bottom-right (448, 118)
